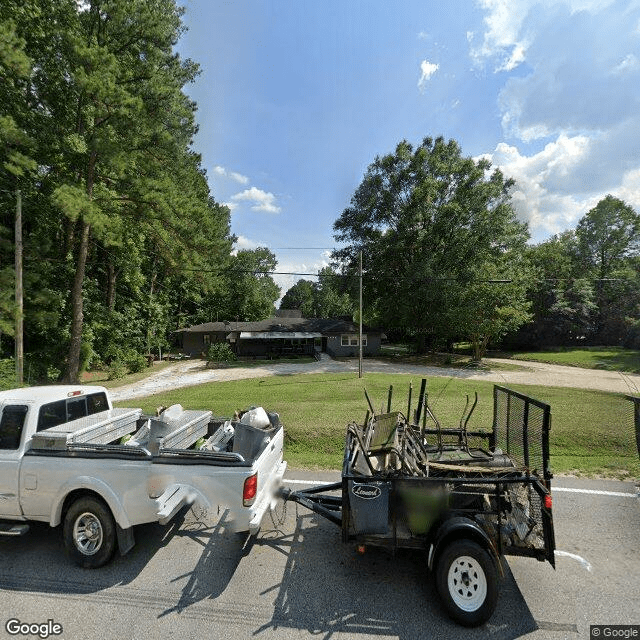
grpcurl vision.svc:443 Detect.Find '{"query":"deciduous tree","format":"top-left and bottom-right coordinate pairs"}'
top-left (333, 136), bottom-right (531, 358)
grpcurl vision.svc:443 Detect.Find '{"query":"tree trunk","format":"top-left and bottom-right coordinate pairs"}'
top-left (106, 261), bottom-right (116, 310)
top-left (63, 221), bottom-right (91, 383)
top-left (471, 336), bottom-right (482, 362)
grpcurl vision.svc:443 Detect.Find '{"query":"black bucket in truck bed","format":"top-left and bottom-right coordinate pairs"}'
top-left (231, 421), bottom-right (278, 462)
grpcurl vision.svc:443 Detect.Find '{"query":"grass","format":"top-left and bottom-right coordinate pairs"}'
top-left (505, 346), bottom-right (640, 373)
top-left (81, 361), bottom-right (176, 389)
top-left (114, 372), bottom-right (640, 480)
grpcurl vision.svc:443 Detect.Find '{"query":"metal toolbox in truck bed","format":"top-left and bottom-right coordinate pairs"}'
top-left (30, 408), bottom-right (142, 450)
top-left (150, 409), bottom-right (212, 453)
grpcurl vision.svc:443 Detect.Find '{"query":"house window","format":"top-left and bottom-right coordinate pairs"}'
top-left (203, 334), bottom-right (211, 346)
top-left (341, 334), bottom-right (367, 347)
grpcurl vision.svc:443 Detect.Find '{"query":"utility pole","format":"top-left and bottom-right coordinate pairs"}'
top-left (15, 188), bottom-right (24, 385)
top-left (358, 250), bottom-right (363, 379)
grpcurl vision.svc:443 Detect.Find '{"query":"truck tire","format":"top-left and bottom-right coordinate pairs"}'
top-left (63, 496), bottom-right (116, 569)
top-left (435, 539), bottom-right (498, 627)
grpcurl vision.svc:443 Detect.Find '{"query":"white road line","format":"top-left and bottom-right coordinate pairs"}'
top-left (553, 487), bottom-right (637, 498)
top-left (554, 550), bottom-right (593, 572)
top-left (284, 479), bottom-right (336, 486)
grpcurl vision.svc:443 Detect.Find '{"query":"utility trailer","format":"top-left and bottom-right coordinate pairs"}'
top-left (282, 382), bottom-right (555, 627)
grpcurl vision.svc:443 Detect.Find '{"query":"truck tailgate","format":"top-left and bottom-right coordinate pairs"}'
top-left (247, 425), bottom-right (287, 534)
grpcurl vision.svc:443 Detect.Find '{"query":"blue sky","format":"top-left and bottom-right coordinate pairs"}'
top-left (176, 0), bottom-right (640, 298)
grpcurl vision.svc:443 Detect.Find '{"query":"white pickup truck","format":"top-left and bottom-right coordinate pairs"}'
top-left (0, 385), bottom-right (286, 568)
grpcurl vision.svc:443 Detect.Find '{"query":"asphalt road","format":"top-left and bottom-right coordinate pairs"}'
top-left (1, 473), bottom-right (638, 640)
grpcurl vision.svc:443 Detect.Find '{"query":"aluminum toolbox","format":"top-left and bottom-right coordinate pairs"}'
top-left (31, 408), bottom-right (142, 450)
top-left (151, 409), bottom-right (212, 453)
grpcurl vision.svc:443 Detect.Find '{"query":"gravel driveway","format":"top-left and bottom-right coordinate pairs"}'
top-left (109, 353), bottom-right (640, 401)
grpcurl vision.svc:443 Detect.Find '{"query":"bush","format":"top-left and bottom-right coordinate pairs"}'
top-left (107, 360), bottom-right (128, 380)
top-left (0, 359), bottom-right (17, 390)
top-left (207, 342), bottom-right (237, 366)
top-left (125, 351), bottom-right (148, 374)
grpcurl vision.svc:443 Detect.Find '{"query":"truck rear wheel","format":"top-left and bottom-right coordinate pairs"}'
top-left (63, 496), bottom-right (116, 569)
top-left (435, 539), bottom-right (498, 626)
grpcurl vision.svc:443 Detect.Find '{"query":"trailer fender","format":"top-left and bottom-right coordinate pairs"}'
top-left (428, 516), bottom-right (502, 577)
top-left (49, 477), bottom-right (132, 530)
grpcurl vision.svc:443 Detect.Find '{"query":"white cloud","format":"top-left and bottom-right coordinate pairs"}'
top-left (613, 53), bottom-right (640, 75)
top-left (231, 187), bottom-right (281, 213)
top-left (471, 0), bottom-right (620, 71)
top-left (230, 171), bottom-right (249, 185)
top-left (470, 0), bottom-right (640, 241)
top-left (417, 60), bottom-right (439, 93)
top-left (222, 201), bottom-right (239, 212)
top-left (213, 165), bottom-right (249, 184)
top-left (497, 42), bottom-right (527, 72)
top-left (470, 0), bottom-right (531, 69)
top-left (485, 134), bottom-right (640, 239)
top-left (233, 235), bottom-right (262, 252)
top-left (617, 168), bottom-right (640, 211)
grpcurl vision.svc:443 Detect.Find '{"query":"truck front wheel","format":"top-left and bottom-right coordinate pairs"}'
top-left (63, 496), bottom-right (116, 569)
top-left (435, 539), bottom-right (498, 626)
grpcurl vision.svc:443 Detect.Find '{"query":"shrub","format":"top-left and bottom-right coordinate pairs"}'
top-left (0, 359), bottom-right (17, 390)
top-left (107, 360), bottom-right (128, 380)
top-left (125, 351), bottom-right (148, 374)
top-left (207, 342), bottom-right (237, 366)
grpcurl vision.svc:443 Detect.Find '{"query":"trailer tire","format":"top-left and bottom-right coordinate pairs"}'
top-left (63, 496), bottom-right (116, 569)
top-left (435, 539), bottom-right (498, 627)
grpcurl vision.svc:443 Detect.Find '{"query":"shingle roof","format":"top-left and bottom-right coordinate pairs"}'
top-left (175, 316), bottom-right (381, 334)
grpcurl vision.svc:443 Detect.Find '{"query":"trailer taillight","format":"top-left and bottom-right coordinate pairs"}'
top-left (544, 494), bottom-right (552, 510)
top-left (243, 473), bottom-right (258, 507)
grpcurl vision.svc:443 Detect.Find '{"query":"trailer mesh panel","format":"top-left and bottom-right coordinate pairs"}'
top-left (493, 386), bottom-right (551, 480)
top-left (626, 396), bottom-right (640, 458)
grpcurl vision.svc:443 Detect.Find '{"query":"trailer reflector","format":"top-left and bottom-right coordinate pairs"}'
top-left (243, 473), bottom-right (258, 506)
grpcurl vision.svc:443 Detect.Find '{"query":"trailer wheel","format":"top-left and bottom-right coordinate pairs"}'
top-left (435, 539), bottom-right (498, 627)
top-left (63, 496), bottom-right (116, 569)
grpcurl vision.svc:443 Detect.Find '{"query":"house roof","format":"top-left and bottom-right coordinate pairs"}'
top-left (175, 316), bottom-right (381, 335)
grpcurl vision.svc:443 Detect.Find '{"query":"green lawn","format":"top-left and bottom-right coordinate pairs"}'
top-left (507, 346), bottom-right (640, 373)
top-left (115, 372), bottom-right (640, 480)
top-left (81, 361), bottom-right (176, 389)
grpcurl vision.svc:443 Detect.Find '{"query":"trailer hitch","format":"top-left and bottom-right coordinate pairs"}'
top-left (278, 482), bottom-right (343, 527)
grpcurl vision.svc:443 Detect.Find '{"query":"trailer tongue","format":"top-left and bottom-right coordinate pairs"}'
top-left (282, 382), bottom-right (555, 627)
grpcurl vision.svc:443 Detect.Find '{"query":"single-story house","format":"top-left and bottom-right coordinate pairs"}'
top-left (174, 315), bottom-right (384, 358)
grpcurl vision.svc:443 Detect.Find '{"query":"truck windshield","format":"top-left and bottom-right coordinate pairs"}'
top-left (0, 405), bottom-right (29, 450)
